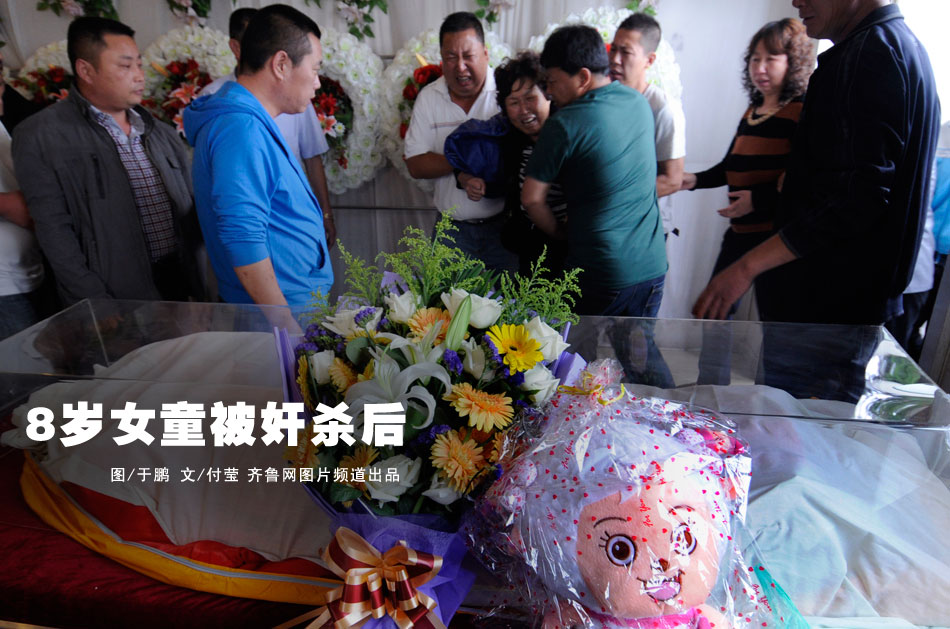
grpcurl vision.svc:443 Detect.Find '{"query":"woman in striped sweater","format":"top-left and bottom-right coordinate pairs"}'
top-left (681, 18), bottom-right (813, 316)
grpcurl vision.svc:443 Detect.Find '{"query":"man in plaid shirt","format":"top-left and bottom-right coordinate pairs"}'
top-left (13, 17), bottom-right (204, 305)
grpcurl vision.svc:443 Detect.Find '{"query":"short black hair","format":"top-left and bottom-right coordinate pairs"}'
top-left (495, 51), bottom-right (547, 112)
top-left (238, 4), bottom-right (321, 75)
top-left (617, 13), bottom-right (661, 54)
top-left (439, 12), bottom-right (484, 48)
top-left (229, 7), bottom-right (258, 41)
top-left (67, 16), bottom-right (135, 76)
top-left (539, 25), bottom-right (608, 76)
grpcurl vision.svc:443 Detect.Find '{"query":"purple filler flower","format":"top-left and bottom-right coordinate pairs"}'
top-left (483, 335), bottom-right (501, 365)
top-left (443, 349), bottom-right (463, 375)
top-left (504, 368), bottom-right (525, 387)
top-left (354, 307), bottom-right (376, 327)
top-left (295, 341), bottom-right (318, 354)
top-left (410, 423), bottom-right (452, 452)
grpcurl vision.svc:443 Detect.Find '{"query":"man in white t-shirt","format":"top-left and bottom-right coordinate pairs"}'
top-left (610, 13), bottom-right (686, 236)
top-left (0, 51), bottom-right (47, 339)
top-left (201, 8), bottom-right (336, 248)
top-left (404, 12), bottom-right (516, 272)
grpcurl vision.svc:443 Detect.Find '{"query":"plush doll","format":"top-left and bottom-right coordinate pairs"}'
top-left (476, 360), bottom-right (751, 629)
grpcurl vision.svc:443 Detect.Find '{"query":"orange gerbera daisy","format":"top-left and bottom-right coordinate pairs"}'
top-left (488, 430), bottom-right (508, 463)
top-left (285, 424), bottom-right (319, 468)
top-left (328, 357), bottom-right (358, 393)
top-left (443, 382), bottom-right (513, 432)
top-left (408, 307), bottom-right (451, 344)
top-left (430, 429), bottom-right (485, 493)
top-left (338, 444), bottom-right (379, 490)
top-left (296, 355), bottom-right (314, 409)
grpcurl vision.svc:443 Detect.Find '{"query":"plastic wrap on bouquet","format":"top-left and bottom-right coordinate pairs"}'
top-left (467, 359), bottom-right (806, 629)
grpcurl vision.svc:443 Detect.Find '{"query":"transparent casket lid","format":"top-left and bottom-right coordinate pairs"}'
top-left (0, 299), bottom-right (947, 628)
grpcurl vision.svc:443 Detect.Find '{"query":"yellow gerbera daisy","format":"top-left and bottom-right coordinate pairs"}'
top-left (408, 307), bottom-right (452, 344)
top-left (328, 357), bottom-right (358, 393)
top-left (430, 429), bottom-right (485, 493)
top-left (486, 324), bottom-right (543, 373)
top-left (443, 382), bottom-right (513, 432)
top-left (339, 444), bottom-right (379, 490)
top-left (296, 355), bottom-right (314, 409)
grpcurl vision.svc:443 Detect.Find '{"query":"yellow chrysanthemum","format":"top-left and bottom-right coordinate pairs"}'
top-left (296, 355), bottom-right (314, 409)
top-left (339, 444), bottom-right (379, 490)
top-left (408, 307), bottom-right (452, 344)
top-left (443, 382), bottom-right (513, 432)
top-left (486, 324), bottom-right (543, 373)
top-left (328, 357), bottom-right (358, 393)
top-left (430, 429), bottom-right (485, 493)
top-left (358, 360), bottom-right (375, 382)
top-left (285, 424), bottom-right (319, 468)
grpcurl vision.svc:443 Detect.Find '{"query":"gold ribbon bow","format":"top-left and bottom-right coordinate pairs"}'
top-left (557, 372), bottom-right (626, 406)
top-left (277, 527), bottom-right (446, 629)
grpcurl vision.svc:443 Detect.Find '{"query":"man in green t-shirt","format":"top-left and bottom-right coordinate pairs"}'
top-left (522, 24), bottom-right (667, 317)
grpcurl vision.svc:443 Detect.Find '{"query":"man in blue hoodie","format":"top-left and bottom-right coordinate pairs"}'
top-left (184, 4), bottom-right (332, 310)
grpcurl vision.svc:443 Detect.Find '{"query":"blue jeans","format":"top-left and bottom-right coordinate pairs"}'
top-left (580, 275), bottom-right (674, 389)
top-left (577, 274), bottom-right (666, 317)
top-left (436, 216), bottom-right (518, 274)
top-left (0, 290), bottom-right (45, 341)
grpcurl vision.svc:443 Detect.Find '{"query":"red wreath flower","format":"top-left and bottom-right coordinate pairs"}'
top-left (402, 83), bottom-right (418, 102)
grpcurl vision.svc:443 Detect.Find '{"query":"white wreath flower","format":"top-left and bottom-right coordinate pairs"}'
top-left (142, 25), bottom-right (233, 101)
top-left (528, 6), bottom-right (682, 101)
top-left (13, 39), bottom-right (71, 100)
top-left (316, 25), bottom-right (385, 193)
top-left (380, 28), bottom-right (512, 190)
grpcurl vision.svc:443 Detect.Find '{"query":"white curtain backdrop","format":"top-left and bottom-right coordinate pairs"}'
top-left (0, 0), bottom-right (799, 317)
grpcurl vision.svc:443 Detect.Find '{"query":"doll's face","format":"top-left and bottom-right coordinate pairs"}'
top-left (575, 485), bottom-right (723, 619)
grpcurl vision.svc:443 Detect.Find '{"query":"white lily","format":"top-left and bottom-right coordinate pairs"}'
top-left (322, 307), bottom-right (381, 338)
top-left (421, 471), bottom-right (463, 506)
top-left (344, 350), bottom-right (451, 430)
top-left (383, 291), bottom-right (421, 324)
top-left (377, 319), bottom-right (445, 366)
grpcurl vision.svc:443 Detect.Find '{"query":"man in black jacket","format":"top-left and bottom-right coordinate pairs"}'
top-left (12, 17), bottom-right (204, 305)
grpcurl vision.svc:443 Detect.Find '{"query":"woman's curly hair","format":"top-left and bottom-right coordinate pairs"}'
top-left (742, 18), bottom-right (813, 106)
top-left (495, 50), bottom-right (548, 114)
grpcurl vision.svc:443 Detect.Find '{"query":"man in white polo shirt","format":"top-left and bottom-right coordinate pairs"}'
top-left (610, 13), bottom-right (686, 237)
top-left (404, 11), bottom-right (516, 272)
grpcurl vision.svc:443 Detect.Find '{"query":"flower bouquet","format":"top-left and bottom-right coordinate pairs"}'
top-left (142, 58), bottom-right (212, 135)
top-left (11, 65), bottom-right (71, 107)
top-left (311, 25), bottom-right (385, 193)
top-left (312, 76), bottom-right (354, 169)
top-left (11, 40), bottom-right (72, 107)
top-left (275, 215), bottom-right (581, 626)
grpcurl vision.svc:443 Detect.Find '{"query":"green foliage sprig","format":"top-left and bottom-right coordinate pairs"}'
top-left (474, 0), bottom-right (511, 26)
top-left (379, 212), bottom-right (496, 308)
top-left (337, 241), bottom-right (383, 307)
top-left (166, 0), bottom-right (211, 20)
top-left (498, 247), bottom-right (581, 329)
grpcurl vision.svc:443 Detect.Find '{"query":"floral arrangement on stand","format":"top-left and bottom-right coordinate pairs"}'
top-left (166, 0), bottom-right (211, 25)
top-left (142, 25), bottom-right (232, 133)
top-left (380, 28), bottom-right (511, 191)
top-left (397, 63), bottom-right (442, 140)
top-left (282, 214), bottom-right (581, 520)
top-left (141, 58), bottom-right (212, 134)
top-left (36, 0), bottom-right (118, 19)
top-left (309, 26), bottom-right (385, 193)
top-left (528, 5), bottom-right (682, 101)
top-left (10, 39), bottom-right (72, 106)
top-left (305, 0), bottom-right (388, 41)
